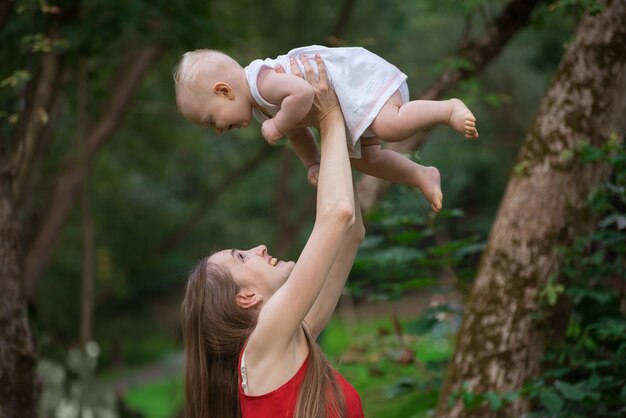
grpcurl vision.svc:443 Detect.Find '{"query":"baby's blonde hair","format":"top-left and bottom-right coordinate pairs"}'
top-left (173, 49), bottom-right (242, 103)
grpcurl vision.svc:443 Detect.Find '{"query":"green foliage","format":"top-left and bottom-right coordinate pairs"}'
top-left (526, 138), bottom-right (626, 417)
top-left (125, 376), bottom-right (182, 418)
top-left (447, 382), bottom-right (519, 412)
top-left (351, 203), bottom-right (484, 300)
top-left (0, 2), bottom-right (579, 416)
top-left (1, 69), bottom-right (31, 88)
top-left (540, 276), bottom-right (566, 306)
top-left (323, 317), bottom-right (452, 418)
top-left (342, 202), bottom-right (484, 415)
top-left (452, 77), bottom-right (512, 109)
top-left (547, 0), bottom-right (603, 16)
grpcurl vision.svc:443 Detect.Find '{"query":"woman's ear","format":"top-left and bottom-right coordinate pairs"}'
top-left (213, 82), bottom-right (235, 99)
top-left (236, 292), bottom-right (263, 309)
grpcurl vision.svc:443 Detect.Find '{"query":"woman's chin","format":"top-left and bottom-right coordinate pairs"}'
top-left (278, 260), bottom-right (296, 271)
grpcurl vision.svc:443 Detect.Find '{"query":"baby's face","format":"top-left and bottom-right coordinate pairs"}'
top-left (179, 85), bottom-right (252, 134)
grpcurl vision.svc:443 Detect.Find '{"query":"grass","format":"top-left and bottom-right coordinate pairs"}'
top-left (122, 314), bottom-right (453, 418)
top-left (124, 375), bottom-right (183, 418)
top-left (324, 316), bottom-right (451, 418)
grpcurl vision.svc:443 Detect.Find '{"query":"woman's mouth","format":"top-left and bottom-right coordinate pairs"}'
top-left (269, 257), bottom-right (278, 266)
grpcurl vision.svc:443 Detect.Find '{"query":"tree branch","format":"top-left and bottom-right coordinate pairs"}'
top-left (11, 51), bottom-right (63, 206)
top-left (0, 0), bottom-right (13, 34)
top-left (328, 0), bottom-right (357, 42)
top-left (24, 45), bottom-right (161, 299)
top-left (155, 145), bottom-right (278, 255)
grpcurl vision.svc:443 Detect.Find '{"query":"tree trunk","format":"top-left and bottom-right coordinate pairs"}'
top-left (80, 188), bottom-right (95, 346)
top-left (0, 173), bottom-right (37, 417)
top-left (356, 0), bottom-right (543, 213)
top-left (78, 62), bottom-right (95, 347)
top-left (436, 1), bottom-right (626, 417)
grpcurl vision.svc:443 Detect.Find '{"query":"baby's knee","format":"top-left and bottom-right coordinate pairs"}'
top-left (360, 144), bottom-right (382, 163)
top-left (369, 116), bottom-right (406, 142)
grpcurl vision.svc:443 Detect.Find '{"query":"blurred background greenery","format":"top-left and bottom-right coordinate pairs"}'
top-left (3, 0), bottom-right (624, 417)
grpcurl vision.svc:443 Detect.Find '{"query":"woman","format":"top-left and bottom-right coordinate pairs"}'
top-left (181, 55), bottom-right (365, 418)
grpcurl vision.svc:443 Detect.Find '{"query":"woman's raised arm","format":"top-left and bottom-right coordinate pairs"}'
top-left (249, 55), bottom-right (355, 354)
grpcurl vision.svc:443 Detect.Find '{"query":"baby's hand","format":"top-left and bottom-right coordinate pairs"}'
top-left (307, 163), bottom-right (320, 187)
top-left (262, 119), bottom-right (284, 144)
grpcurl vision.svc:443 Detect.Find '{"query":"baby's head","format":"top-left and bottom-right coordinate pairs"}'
top-left (174, 49), bottom-right (253, 134)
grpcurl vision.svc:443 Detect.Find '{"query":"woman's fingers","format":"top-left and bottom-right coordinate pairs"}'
top-left (289, 57), bottom-right (302, 78)
top-left (300, 55), bottom-right (317, 82)
top-left (314, 54), bottom-right (327, 84)
top-left (274, 63), bottom-right (285, 74)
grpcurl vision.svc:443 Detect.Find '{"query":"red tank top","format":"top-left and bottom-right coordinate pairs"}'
top-left (238, 349), bottom-right (364, 418)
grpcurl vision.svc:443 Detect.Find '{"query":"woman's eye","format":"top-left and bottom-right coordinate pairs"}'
top-left (239, 253), bottom-right (245, 261)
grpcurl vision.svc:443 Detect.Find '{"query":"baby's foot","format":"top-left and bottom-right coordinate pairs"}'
top-left (416, 166), bottom-right (443, 213)
top-left (447, 98), bottom-right (479, 139)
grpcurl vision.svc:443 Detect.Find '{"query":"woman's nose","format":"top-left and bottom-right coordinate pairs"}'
top-left (254, 245), bottom-right (267, 256)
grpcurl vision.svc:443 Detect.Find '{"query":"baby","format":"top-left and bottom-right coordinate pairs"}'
top-left (174, 45), bottom-right (478, 212)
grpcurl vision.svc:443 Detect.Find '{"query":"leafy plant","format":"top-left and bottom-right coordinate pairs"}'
top-left (526, 138), bottom-right (626, 417)
top-left (350, 204), bottom-right (484, 300)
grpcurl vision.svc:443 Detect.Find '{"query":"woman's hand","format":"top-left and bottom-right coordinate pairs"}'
top-left (307, 163), bottom-right (320, 187)
top-left (276, 55), bottom-right (341, 129)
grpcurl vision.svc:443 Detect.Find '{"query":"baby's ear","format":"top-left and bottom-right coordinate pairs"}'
top-left (213, 82), bottom-right (234, 99)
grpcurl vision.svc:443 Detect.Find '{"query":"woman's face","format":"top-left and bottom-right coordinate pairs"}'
top-left (208, 245), bottom-right (295, 305)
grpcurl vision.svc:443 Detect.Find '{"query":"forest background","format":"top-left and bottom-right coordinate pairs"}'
top-left (1, 0), bottom-right (624, 417)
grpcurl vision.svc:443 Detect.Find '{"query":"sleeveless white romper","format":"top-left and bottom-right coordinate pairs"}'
top-left (245, 45), bottom-right (409, 158)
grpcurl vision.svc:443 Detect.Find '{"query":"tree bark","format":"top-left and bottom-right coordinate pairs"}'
top-left (356, 0), bottom-right (544, 213)
top-left (0, 174), bottom-right (37, 417)
top-left (78, 62), bottom-right (95, 347)
top-left (436, 1), bottom-right (626, 417)
top-left (11, 50), bottom-right (63, 207)
top-left (328, 0), bottom-right (356, 42)
top-left (23, 46), bottom-right (161, 299)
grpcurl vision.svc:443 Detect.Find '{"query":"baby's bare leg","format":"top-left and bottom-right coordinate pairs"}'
top-left (351, 141), bottom-right (443, 212)
top-left (370, 91), bottom-right (479, 142)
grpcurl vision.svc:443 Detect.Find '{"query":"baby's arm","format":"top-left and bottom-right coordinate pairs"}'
top-left (257, 68), bottom-right (314, 143)
top-left (285, 128), bottom-right (320, 186)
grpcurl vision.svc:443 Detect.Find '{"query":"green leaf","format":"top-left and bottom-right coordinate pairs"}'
top-left (566, 287), bottom-right (615, 304)
top-left (407, 305), bottom-right (457, 335)
top-left (400, 277), bottom-right (436, 291)
top-left (579, 144), bottom-right (605, 162)
top-left (435, 57), bottom-right (475, 72)
top-left (391, 230), bottom-right (427, 245)
top-left (384, 377), bottom-right (416, 399)
top-left (0, 70), bottom-right (31, 88)
top-left (598, 214), bottom-right (626, 230)
top-left (462, 390), bottom-right (478, 408)
top-left (503, 391), bottom-right (520, 402)
top-left (456, 241), bottom-right (486, 257)
top-left (484, 392), bottom-right (503, 411)
top-left (514, 160), bottom-right (531, 176)
top-left (539, 389), bottom-right (563, 413)
top-left (586, 374), bottom-right (600, 390)
top-left (555, 380), bottom-right (586, 401)
top-left (541, 279), bottom-right (565, 306)
top-left (448, 391), bottom-right (458, 407)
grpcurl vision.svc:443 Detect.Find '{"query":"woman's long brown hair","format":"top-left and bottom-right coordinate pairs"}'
top-left (181, 258), bottom-right (346, 418)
